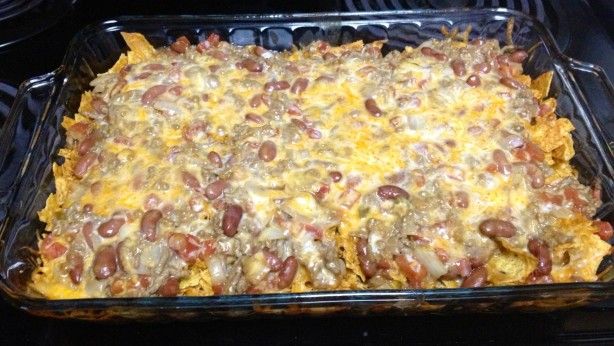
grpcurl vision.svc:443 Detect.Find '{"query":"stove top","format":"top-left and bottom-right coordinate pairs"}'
top-left (0, 1), bottom-right (613, 344)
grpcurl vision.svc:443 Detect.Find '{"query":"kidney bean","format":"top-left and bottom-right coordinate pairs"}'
top-left (395, 255), bottom-right (427, 288)
top-left (492, 149), bottom-right (511, 175)
top-left (140, 209), bottom-right (162, 241)
top-left (98, 215), bottom-right (125, 238)
top-left (444, 258), bottom-right (472, 279)
top-left (73, 152), bottom-right (97, 179)
top-left (466, 74), bottom-right (481, 87)
top-left (473, 62), bottom-right (491, 74)
top-left (377, 185), bottom-right (409, 200)
top-left (141, 85), bottom-right (168, 105)
top-left (170, 36), bottom-right (190, 53)
top-left (77, 131), bottom-right (97, 155)
top-left (222, 204), bottom-right (243, 237)
top-left (500, 77), bottom-right (523, 89)
top-left (306, 128), bottom-right (322, 139)
top-left (263, 248), bottom-right (283, 271)
top-left (356, 238), bottom-right (376, 279)
top-left (510, 49), bottom-right (528, 63)
top-left (365, 98), bottom-right (383, 117)
top-left (66, 252), bottom-right (84, 284)
top-left (470, 38), bottom-right (485, 46)
top-left (461, 266), bottom-right (488, 288)
top-left (144, 63), bottom-right (165, 71)
top-left (277, 256), bottom-right (298, 289)
top-left (81, 222), bottom-right (95, 250)
top-left (135, 72), bottom-right (152, 80)
top-left (450, 59), bottom-right (466, 77)
top-left (239, 58), bottom-right (263, 72)
top-left (264, 80), bottom-right (290, 92)
top-left (157, 277), bottom-right (179, 296)
top-left (207, 151), bottom-right (223, 168)
top-left (329, 171), bottom-right (343, 183)
top-left (526, 142), bottom-right (545, 162)
top-left (92, 245), bottom-right (117, 280)
top-left (82, 204), bottom-right (93, 213)
top-left (525, 163), bottom-right (545, 189)
top-left (420, 47), bottom-right (446, 61)
top-left (290, 77), bottom-right (309, 94)
top-left (479, 218), bottom-right (517, 238)
top-left (528, 239), bottom-right (552, 275)
top-left (181, 171), bottom-right (202, 191)
top-left (258, 140), bottom-right (277, 162)
top-left (287, 103), bottom-right (302, 116)
top-left (168, 85), bottom-right (183, 96)
top-left (204, 180), bottom-right (226, 200)
top-left (245, 112), bottom-right (264, 124)
top-left (453, 191), bottom-right (469, 208)
top-left (249, 94), bottom-right (262, 108)
top-left (593, 220), bottom-right (613, 241)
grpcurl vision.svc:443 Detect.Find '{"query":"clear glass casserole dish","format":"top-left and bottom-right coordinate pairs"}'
top-left (1, 9), bottom-right (614, 320)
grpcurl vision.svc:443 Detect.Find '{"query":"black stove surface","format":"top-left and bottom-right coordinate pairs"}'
top-left (1, 1), bottom-right (614, 344)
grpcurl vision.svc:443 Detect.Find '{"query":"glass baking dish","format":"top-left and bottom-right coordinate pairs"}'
top-left (1, 9), bottom-right (614, 320)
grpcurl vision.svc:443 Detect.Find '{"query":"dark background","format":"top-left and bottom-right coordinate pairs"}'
top-left (1, 1), bottom-right (614, 344)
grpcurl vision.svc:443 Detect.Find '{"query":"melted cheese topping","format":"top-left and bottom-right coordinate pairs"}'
top-left (31, 33), bottom-right (611, 299)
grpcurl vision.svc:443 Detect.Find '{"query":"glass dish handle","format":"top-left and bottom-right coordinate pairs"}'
top-left (0, 72), bottom-right (63, 225)
top-left (560, 59), bottom-right (614, 173)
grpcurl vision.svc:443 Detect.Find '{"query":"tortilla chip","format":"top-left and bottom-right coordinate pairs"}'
top-left (531, 71), bottom-right (554, 99)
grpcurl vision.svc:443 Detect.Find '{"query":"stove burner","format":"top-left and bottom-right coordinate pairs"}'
top-left (343, 0), bottom-right (570, 50)
top-left (0, 0), bottom-right (75, 49)
top-left (0, 0), bottom-right (44, 22)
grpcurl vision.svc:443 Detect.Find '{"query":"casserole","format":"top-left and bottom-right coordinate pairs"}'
top-left (1, 9), bottom-right (614, 319)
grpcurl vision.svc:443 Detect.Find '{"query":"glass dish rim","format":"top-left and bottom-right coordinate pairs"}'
top-left (2, 8), bottom-right (614, 314)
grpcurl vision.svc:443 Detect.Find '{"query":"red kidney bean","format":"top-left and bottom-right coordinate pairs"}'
top-left (144, 63), bottom-right (165, 71)
top-left (204, 180), bottom-right (225, 200)
top-left (492, 149), bottom-right (511, 175)
top-left (253, 45), bottom-right (269, 57)
top-left (170, 36), bottom-right (190, 53)
top-left (168, 233), bottom-right (213, 264)
top-left (181, 171), bottom-right (201, 191)
top-left (168, 85), bottom-right (183, 96)
top-left (395, 255), bottom-right (427, 288)
top-left (141, 85), bottom-right (168, 105)
top-left (329, 171), bottom-right (343, 183)
top-left (466, 74), bottom-right (481, 87)
top-left (287, 103), bottom-right (302, 116)
top-left (135, 72), bottom-right (151, 80)
top-left (444, 258), bottom-right (472, 279)
top-left (157, 277), bottom-right (179, 297)
top-left (263, 248), bottom-right (283, 271)
top-left (306, 128), bottom-right (322, 139)
top-left (82, 204), bottom-right (93, 213)
top-left (98, 216), bottom-right (125, 238)
top-left (258, 140), bottom-right (277, 162)
top-left (277, 256), bottom-right (298, 289)
top-left (207, 151), bottom-right (223, 168)
top-left (500, 77), bottom-right (523, 89)
top-left (377, 185), bottom-right (409, 200)
top-left (77, 131), bottom-right (96, 155)
top-left (323, 52), bottom-right (337, 60)
top-left (66, 252), bottom-right (84, 284)
top-left (525, 163), bottom-right (545, 189)
top-left (291, 118), bottom-right (308, 131)
top-left (470, 38), bottom-right (485, 46)
top-left (593, 220), bottom-right (614, 241)
top-left (93, 245), bottom-right (117, 280)
top-left (528, 238), bottom-right (552, 275)
top-left (314, 184), bottom-right (330, 201)
top-left (82, 222), bottom-right (94, 250)
top-left (222, 204), bottom-right (243, 237)
top-left (73, 152), bottom-right (97, 179)
top-left (473, 62), bottom-right (491, 74)
top-left (510, 49), bottom-right (528, 63)
top-left (479, 218), bottom-right (517, 238)
top-left (461, 266), bottom-right (488, 287)
top-left (290, 77), bottom-right (309, 94)
top-left (526, 142), bottom-right (545, 162)
top-left (245, 112), bottom-right (264, 124)
top-left (365, 98), bottom-right (383, 117)
top-left (420, 47), bottom-right (446, 61)
top-left (450, 59), bottom-right (466, 77)
top-left (140, 209), bottom-right (162, 241)
top-left (239, 58), bottom-right (263, 72)
top-left (263, 80), bottom-right (290, 92)
top-left (249, 94), bottom-right (262, 108)
top-left (356, 238), bottom-right (376, 279)
top-left (453, 191), bottom-right (469, 208)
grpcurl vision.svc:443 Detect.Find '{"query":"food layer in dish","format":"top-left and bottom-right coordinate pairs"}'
top-left (31, 32), bottom-right (612, 298)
